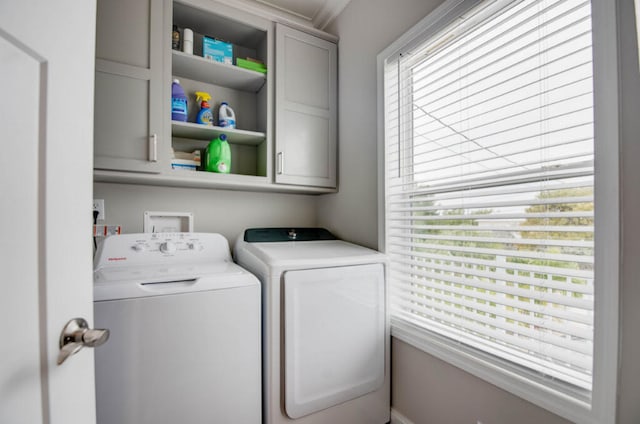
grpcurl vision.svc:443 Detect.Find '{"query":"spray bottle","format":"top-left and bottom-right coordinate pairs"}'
top-left (195, 91), bottom-right (213, 125)
top-left (204, 134), bottom-right (231, 173)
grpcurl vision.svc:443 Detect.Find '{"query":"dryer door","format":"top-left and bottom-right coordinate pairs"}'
top-left (283, 263), bottom-right (385, 419)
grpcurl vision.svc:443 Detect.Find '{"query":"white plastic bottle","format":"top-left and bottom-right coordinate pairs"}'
top-left (183, 28), bottom-right (193, 54)
top-left (218, 102), bottom-right (236, 129)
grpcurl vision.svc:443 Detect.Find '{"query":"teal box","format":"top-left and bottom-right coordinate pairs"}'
top-left (203, 36), bottom-right (233, 65)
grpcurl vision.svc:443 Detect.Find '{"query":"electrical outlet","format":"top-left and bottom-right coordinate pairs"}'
top-left (93, 199), bottom-right (105, 221)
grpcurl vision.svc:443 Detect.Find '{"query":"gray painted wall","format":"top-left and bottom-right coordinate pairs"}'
top-left (94, 183), bottom-right (318, 248)
top-left (322, 0), bottom-right (640, 423)
top-left (392, 339), bottom-right (571, 424)
top-left (318, 0), bottom-right (442, 249)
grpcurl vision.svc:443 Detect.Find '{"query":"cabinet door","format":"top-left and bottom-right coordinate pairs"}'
top-left (275, 24), bottom-right (337, 188)
top-left (93, 0), bottom-right (165, 173)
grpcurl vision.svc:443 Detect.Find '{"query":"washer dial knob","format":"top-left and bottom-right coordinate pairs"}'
top-left (160, 241), bottom-right (177, 254)
top-left (187, 242), bottom-right (203, 251)
top-left (132, 243), bottom-right (146, 252)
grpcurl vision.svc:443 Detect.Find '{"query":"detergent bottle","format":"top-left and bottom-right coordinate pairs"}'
top-left (195, 91), bottom-right (213, 125)
top-left (171, 79), bottom-right (188, 122)
top-left (204, 134), bottom-right (231, 173)
top-left (218, 102), bottom-right (236, 129)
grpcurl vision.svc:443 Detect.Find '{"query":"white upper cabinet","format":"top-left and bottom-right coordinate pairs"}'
top-left (93, 0), bottom-right (338, 193)
top-left (275, 23), bottom-right (337, 188)
top-left (94, 0), bottom-right (166, 173)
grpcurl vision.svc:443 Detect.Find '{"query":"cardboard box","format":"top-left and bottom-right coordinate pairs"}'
top-left (171, 159), bottom-right (198, 171)
top-left (203, 36), bottom-right (233, 65)
top-left (236, 57), bottom-right (267, 73)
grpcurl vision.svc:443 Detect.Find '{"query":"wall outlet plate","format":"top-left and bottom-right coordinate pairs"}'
top-left (93, 199), bottom-right (105, 221)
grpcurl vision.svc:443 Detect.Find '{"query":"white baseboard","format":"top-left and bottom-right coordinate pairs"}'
top-left (390, 409), bottom-right (416, 424)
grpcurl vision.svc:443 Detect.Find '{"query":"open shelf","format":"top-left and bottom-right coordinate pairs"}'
top-left (171, 121), bottom-right (265, 145)
top-left (172, 51), bottom-right (266, 92)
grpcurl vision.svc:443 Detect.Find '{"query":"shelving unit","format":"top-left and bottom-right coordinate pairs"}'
top-left (171, 0), bottom-right (271, 180)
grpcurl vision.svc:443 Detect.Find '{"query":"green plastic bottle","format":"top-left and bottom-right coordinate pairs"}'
top-left (204, 134), bottom-right (231, 173)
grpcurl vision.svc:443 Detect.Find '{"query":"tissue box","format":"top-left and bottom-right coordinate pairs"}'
top-left (203, 36), bottom-right (233, 65)
top-left (171, 159), bottom-right (198, 171)
top-left (171, 150), bottom-right (201, 171)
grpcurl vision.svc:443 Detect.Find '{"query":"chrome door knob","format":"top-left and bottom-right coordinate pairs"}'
top-left (57, 318), bottom-right (110, 365)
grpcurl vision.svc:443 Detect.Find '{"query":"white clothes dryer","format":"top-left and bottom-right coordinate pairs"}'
top-left (234, 228), bottom-right (389, 424)
top-left (93, 232), bottom-right (261, 424)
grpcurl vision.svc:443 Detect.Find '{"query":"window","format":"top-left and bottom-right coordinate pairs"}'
top-left (379, 0), bottom-right (618, 422)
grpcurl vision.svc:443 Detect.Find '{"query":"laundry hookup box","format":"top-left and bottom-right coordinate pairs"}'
top-left (203, 36), bottom-right (233, 65)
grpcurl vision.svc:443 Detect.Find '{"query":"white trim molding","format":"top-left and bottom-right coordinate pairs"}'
top-left (377, 0), bottom-right (620, 423)
top-left (390, 409), bottom-right (416, 424)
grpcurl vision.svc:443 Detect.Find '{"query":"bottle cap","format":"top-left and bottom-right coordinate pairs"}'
top-left (219, 134), bottom-right (227, 141)
top-left (221, 101), bottom-right (228, 106)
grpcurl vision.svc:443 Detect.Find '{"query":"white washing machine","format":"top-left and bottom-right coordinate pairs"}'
top-left (93, 232), bottom-right (261, 424)
top-left (234, 228), bottom-right (389, 424)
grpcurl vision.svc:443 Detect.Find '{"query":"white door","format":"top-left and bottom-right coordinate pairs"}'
top-left (0, 1), bottom-right (98, 423)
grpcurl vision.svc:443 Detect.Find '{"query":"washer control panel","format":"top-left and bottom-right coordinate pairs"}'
top-left (94, 233), bottom-right (230, 270)
top-left (127, 233), bottom-right (204, 255)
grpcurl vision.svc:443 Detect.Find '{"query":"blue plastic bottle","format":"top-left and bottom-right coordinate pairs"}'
top-left (171, 79), bottom-right (188, 122)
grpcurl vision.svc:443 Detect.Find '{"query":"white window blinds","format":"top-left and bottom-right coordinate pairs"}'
top-left (384, 0), bottom-right (594, 395)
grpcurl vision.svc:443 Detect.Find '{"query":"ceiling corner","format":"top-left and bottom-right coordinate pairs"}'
top-left (312, 0), bottom-right (351, 30)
